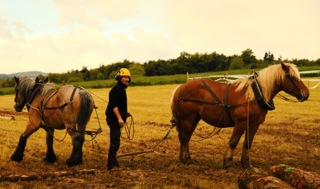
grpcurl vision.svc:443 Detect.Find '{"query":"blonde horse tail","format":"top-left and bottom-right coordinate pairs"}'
top-left (170, 86), bottom-right (180, 125)
top-left (170, 86), bottom-right (179, 111)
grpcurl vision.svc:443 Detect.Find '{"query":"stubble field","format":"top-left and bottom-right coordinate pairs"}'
top-left (0, 82), bottom-right (319, 188)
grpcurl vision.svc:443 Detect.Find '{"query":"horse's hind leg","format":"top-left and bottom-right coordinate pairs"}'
top-left (66, 132), bottom-right (84, 166)
top-left (43, 129), bottom-right (57, 163)
top-left (177, 114), bottom-right (200, 164)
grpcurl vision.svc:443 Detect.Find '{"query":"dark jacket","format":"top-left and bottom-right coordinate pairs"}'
top-left (106, 81), bottom-right (128, 125)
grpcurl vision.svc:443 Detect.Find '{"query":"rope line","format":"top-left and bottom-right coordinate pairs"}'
top-left (117, 120), bottom-right (176, 158)
top-left (121, 115), bottom-right (134, 140)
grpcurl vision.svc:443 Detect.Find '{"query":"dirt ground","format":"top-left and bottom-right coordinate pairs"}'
top-left (0, 108), bottom-right (319, 189)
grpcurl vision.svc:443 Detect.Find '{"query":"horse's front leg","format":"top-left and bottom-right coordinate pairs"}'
top-left (11, 122), bottom-right (39, 162)
top-left (241, 123), bottom-right (260, 168)
top-left (223, 121), bottom-right (246, 169)
top-left (43, 128), bottom-right (57, 163)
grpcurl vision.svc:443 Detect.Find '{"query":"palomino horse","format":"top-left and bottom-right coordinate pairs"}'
top-left (171, 62), bottom-right (309, 168)
top-left (11, 76), bottom-right (94, 166)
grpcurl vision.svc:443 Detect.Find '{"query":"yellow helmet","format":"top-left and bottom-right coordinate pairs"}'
top-left (118, 68), bottom-right (131, 77)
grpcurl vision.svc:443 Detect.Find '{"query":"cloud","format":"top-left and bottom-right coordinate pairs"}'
top-left (0, 0), bottom-right (319, 74)
top-left (54, 0), bottom-right (140, 29)
top-left (161, 1), bottom-right (320, 59)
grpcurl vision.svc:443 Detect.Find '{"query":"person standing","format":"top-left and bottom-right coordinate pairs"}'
top-left (105, 68), bottom-right (131, 170)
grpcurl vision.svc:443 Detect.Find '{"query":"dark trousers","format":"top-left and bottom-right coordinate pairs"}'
top-left (107, 123), bottom-right (121, 169)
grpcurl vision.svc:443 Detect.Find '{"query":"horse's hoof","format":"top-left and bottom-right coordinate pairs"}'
top-left (241, 161), bottom-right (250, 169)
top-left (11, 154), bottom-right (23, 162)
top-left (43, 155), bottom-right (57, 163)
top-left (241, 157), bottom-right (250, 169)
top-left (66, 159), bottom-right (82, 166)
top-left (223, 158), bottom-right (233, 169)
top-left (180, 157), bottom-right (191, 164)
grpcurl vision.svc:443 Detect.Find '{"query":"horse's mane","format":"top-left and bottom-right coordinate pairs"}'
top-left (18, 77), bottom-right (56, 97)
top-left (232, 63), bottom-right (300, 101)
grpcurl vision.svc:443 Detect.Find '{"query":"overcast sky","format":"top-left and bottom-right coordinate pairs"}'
top-left (0, 0), bottom-right (319, 74)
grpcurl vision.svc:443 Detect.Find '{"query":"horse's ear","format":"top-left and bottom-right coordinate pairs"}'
top-left (44, 77), bottom-right (49, 83)
top-left (35, 77), bottom-right (40, 83)
top-left (14, 76), bottom-right (19, 84)
top-left (281, 61), bottom-right (290, 73)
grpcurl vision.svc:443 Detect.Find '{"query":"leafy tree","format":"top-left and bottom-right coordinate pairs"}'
top-left (292, 59), bottom-right (312, 67)
top-left (96, 72), bottom-right (105, 80)
top-left (241, 48), bottom-right (257, 66)
top-left (230, 56), bottom-right (244, 70)
top-left (108, 70), bottom-right (118, 79)
top-left (129, 63), bottom-right (145, 76)
top-left (212, 52), bottom-right (229, 71)
top-left (80, 66), bottom-right (88, 73)
top-left (264, 51), bottom-right (274, 64)
top-left (11, 49), bottom-right (317, 84)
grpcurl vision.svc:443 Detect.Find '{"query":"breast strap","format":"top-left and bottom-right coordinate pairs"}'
top-left (251, 72), bottom-right (275, 110)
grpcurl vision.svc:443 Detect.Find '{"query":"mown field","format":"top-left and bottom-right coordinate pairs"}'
top-left (0, 80), bottom-right (319, 188)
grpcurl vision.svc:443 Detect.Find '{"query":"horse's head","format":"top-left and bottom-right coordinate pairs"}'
top-left (280, 62), bottom-right (309, 102)
top-left (14, 76), bottom-right (26, 112)
top-left (13, 76), bottom-right (48, 112)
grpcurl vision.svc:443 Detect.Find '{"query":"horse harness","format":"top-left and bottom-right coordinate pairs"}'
top-left (177, 79), bottom-right (235, 126)
top-left (251, 71), bottom-right (275, 110)
top-left (26, 85), bottom-right (101, 138)
top-left (177, 74), bottom-right (276, 126)
top-left (27, 85), bottom-right (79, 125)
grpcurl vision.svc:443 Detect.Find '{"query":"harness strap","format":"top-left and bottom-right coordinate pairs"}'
top-left (200, 79), bottom-right (223, 104)
top-left (178, 79), bottom-right (234, 126)
top-left (251, 73), bottom-right (275, 110)
top-left (178, 83), bottom-right (220, 105)
top-left (41, 89), bottom-right (59, 109)
top-left (70, 86), bottom-right (78, 101)
top-left (200, 79), bottom-right (234, 126)
top-left (26, 83), bottom-right (43, 111)
top-left (224, 84), bottom-right (235, 126)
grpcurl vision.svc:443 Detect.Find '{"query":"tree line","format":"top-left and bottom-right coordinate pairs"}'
top-left (1, 48), bottom-right (320, 87)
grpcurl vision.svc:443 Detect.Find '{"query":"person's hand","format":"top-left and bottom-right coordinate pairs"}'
top-left (118, 118), bottom-right (124, 128)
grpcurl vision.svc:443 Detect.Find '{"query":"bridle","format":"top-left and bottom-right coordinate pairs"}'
top-left (276, 71), bottom-right (305, 102)
top-left (14, 85), bottom-right (26, 111)
top-left (285, 72), bottom-right (302, 94)
top-left (15, 80), bottom-right (45, 111)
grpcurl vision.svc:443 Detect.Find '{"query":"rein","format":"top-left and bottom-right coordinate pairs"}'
top-left (275, 93), bottom-right (299, 102)
top-left (117, 118), bottom-right (176, 158)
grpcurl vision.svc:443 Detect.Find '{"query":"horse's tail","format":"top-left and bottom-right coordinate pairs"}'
top-left (170, 86), bottom-right (180, 126)
top-left (170, 86), bottom-right (179, 111)
top-left (78, 89), bottom-right (94, 128)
